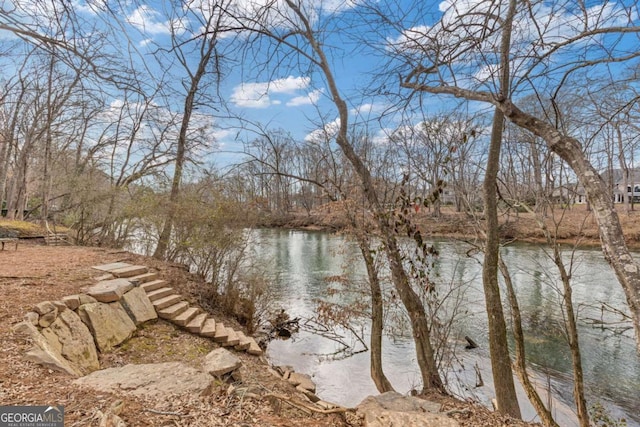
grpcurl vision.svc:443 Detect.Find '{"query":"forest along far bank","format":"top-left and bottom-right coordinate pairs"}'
top-left (264, 202), bottom-right (640, 248)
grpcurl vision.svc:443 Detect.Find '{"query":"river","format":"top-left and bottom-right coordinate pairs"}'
top-left (248, 228), bottom-right (640, 426)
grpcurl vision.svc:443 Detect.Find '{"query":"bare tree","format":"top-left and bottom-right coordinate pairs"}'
top-left (390, 0), bottom-right (640, 354)
top-left (231, 0), bottom-right (445, 391)
top-left (153, 0), bottom-right (231, 259)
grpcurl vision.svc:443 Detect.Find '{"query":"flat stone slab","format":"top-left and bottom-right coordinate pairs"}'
top-left (77, 302), bottom-right (136, 352)
top-left (157, 301), bottom-right (189, 319)
top-left (357, 392), bottom-right (459, 427)
top-left (213, 322), bottom-right (228, 342)
top-left (221, 328), bottom-right (240, 347)
top-left (203, 348), bottom-right (242, 377)
top-left (74, 362), bottom-right (214, 398)
top-left (110, 265), bottom-right (148, 278)
top-left (92, 262), bottom-right (132, 272)
top-left (86, 278), bottom-right (134, 303)
top-left (128, 272), bottom-right (158, 284)
top-left (234, 331), bottom-right (251, 351)
top-left (120, 287), bottom-right (157, 325)
top-left (173, 307), bottom-right (200, 326)
top-left (246, 338), bottom-right (263, 356)
top-left (187, 313), bottom-right (208, 333)
top-left (200, 318), bottom-right (216, 337)
top-left (141, 280), bottom-right (168, 292)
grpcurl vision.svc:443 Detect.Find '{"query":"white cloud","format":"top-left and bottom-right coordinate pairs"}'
top-left (127, 5), bottom-right (175, 35)
top-left (304, 117), bottom-right (341, 142)
top-left (230, 76), bottom-right (313, 108)
top-left (286, 88), bottom-right (324, 106)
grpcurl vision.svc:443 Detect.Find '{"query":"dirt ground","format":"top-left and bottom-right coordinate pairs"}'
top-left (0, 241), bottom-right (537, 426)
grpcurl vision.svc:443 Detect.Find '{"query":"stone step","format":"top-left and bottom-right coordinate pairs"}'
top-left (213, 322), bottom-right (228, 342)
top-left (92, 262), bottom-right (132, 272)
top-left (186, 313), bottom-right (208, 333)
top-left (234, 331), bottom-right (252, 351)
top-left (152, 294), bottom-right (183, 310)
top-left (158, 301), bottom-right (189, 320)
top-left (128, 272), bottom-right (158, 285)
top-left (172, 307), bottom-right (200, 327)
top-left (141, 279), bottom-right (168, 293)
top-left (200, 318), bottom-right (217, 337)
top-left (246, 337), bottom-right (263, 356)
top-left (147, 287), bottom-right (175, 302)
top-left (221, 328), bottom-right (240, 347)
top-left (110, 265), bottom-right (148, 278)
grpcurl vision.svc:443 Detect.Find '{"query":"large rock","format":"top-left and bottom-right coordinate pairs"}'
top-left (120, 287), bottom-right (157, 325)
top-left (42, 309), bottom-right (100, 375)
top-left (86, 278), bottom-right (134, 303)
top-left (62, 295), bottom-right (81, 310)
top-left (34, 301), bottom-right (58, 328)
top-left (74, 362), bottom-right (214, 398)
top-left (77, 302), bottom-right (136, 352)
top-left (288, 372), bottom-right (316, 393)
top-left (12, 321), bottom-right (81, 376)
top-left (357, 392), bottom-right (459, 427)
top-left (203, 348), bottom-right (242, 377)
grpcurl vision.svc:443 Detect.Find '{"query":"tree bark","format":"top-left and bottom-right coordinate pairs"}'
top-left (499, 258), bottom-right (559, 427)
top-left (484, 106), bottom-right (522, 419)
top-left (481, 0), bottom-right (521, 418)
top-left (358, 235), bottom-right (395, 393)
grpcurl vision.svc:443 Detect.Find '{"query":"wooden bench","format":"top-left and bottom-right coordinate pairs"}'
top-left (0, 237), bottom-right (18, 250)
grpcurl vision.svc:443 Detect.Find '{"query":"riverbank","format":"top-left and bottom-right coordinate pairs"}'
top-left (265, 202), bottom-right (640, 248)
top-left (0, 241), bottom-right (540, 426)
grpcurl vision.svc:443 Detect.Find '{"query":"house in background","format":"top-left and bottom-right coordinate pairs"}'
top-left (553, 168), bottom-right (640, 205)
top-left (602, 168), bottom-right (640, 204)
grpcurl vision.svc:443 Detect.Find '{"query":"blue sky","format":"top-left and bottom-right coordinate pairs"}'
top-left (1, 0), bottom-right (638, 169)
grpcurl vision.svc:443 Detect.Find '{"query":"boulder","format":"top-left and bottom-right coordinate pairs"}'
top-left (24, 311), bottom-right (39, 325)
top-left (12, 321), bottom-right (81, 376)
top-left (288, 372), bottom-right (316, 393)
top-left (203, 348), bottom-right (242, 377)
top-left (62, 295), bottom-right (81, 310)
top-left (38, 309), bottom-right (58, 328)
top-left (33, 301), bottom-right (56, 315)
top-left (357, 392), bottom-right (459, 427)
top-left (78, 294), bottom-right (98, 305)
top-left (77, 302), bottom-right (136, 352)
top-left (74, 362), bottom-right (214, 398)
top-left (86, 278), bottom-right (134, 303)
top-left (34, 301), bottom-right (58, 328)
top-left (42, 309), bottom-right (100, 374)
top-left (52, 300), bottom-right (68, 313)
top-left (120, 287), bottom-right (157, 325)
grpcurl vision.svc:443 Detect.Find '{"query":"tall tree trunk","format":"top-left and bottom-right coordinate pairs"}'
top-left (357, 234), bottom-right (395, 393)
top-left (484, 107), bottom-right (521, 418)
top-left (499, 258), bottom-right (559, 427)
top-left (481, 0), bottom-right (521, 418)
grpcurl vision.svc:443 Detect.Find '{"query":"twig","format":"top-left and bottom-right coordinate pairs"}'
top-left (445, 408), bottom-right (472, 416)
top-left (263, 393), bottom-right (350, 415)
top-left (143, 409), bottom-right (189, 417)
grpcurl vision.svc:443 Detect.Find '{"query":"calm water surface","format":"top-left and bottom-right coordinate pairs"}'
top-left (249, 229), bottom-right (640, 426)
